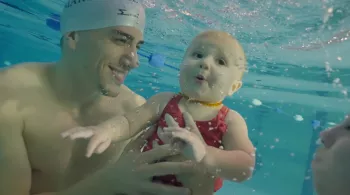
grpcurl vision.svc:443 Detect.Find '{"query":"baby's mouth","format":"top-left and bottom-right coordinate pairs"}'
top-left (196, 75), bottom-right (205, 81)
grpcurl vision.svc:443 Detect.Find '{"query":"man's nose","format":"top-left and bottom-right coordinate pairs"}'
top-left (120, 52), bottom-right (139, 69)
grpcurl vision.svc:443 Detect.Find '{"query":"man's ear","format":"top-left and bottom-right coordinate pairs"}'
top-left (65, 31), bottom-right (79, 50)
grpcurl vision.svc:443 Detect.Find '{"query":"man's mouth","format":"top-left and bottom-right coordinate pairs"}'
top-left (109, 65), bottom-right (126, 83)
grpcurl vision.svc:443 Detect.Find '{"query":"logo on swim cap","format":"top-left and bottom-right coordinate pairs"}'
top-left (117, 9), bottom-right (139, 19)
top-left (61, 0), bottom-right (145, 34)
top-left (65, 0), bottom-right (92, 8)
top-left (64, 0), bottom-right (140, 8)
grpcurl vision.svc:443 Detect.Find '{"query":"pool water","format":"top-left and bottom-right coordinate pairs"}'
top-left (1, 0), bottom-right (349, 195)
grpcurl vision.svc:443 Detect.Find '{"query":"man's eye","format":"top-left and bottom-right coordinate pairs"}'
top-left (115, 38), bottom-right (127, 43)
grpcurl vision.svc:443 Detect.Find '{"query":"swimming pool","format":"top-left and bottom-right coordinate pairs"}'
top-left (0, 0), bottom-right (349, 194)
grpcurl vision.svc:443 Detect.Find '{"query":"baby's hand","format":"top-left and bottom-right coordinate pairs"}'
top-left (61, 126), bottom-right (113, 157)
top-left (162, 113), bottom-right (207, 162)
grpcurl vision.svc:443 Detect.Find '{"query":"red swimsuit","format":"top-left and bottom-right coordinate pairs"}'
top-left (142, 94), bottom-right (229, 192)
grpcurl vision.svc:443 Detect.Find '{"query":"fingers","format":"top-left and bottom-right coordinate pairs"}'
top-left (61, 127), bottom-right (94, 140)
top-left (139, 161), bottom-right (196, 178)
top-left (140, 182), bottom-right (191, 195)
top-left (165, 113), bottom-right (179, 127)
top-left (183, 112), bottom-right (196, 129)
top-left (125, 125), bottom-right (157, 151)
top-left (183, 112), bottom-right (203, 140)
top-left (161, 130), bottom-right (207, 162)
top-left (138, 144), bottom-right (179, 164)
top-left (95, 139), bottom-right (111, 154)
top-left (163, 130), bottom-right (192, 145)
top-left (161, 127), bottom-right (190, 148)
top-left (86, 135), bottom-right (109, 158)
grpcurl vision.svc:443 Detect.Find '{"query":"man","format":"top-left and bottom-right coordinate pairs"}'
top-left (312, 115), bottom-right (350, 195)
top-left (0, 0), bottom-right (193, 194)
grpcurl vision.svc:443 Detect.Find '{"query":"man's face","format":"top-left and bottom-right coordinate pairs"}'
top-left (69, 26), bottom-right (144, 97)
top-left (312, 115), bottom-right (350, 195)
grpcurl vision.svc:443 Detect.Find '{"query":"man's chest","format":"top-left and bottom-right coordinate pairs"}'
top-left (23, 97), bottom-right (128, 174)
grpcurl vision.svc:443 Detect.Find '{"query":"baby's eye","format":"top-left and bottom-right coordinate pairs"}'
top-left (217, 59), bottom-right (226, 65)
top-left (193, 52), bottom-right (203, 58)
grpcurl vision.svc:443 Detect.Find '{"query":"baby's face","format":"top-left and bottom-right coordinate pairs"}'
top-left (312, 115), bottom-right (350, 195)
top-left (179, 31), bottom-right (245, 103)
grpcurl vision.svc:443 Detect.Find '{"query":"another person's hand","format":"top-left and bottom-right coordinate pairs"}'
top-left (162, 112), bottom-right (207, 163)
top-left (103, 128), bottom-right (194, 195)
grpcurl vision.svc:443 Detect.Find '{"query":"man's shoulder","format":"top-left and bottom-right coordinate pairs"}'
top-left (0, 62), bottom-right (49, 89)
top-left (0, 63), bottom-right (43, 130)
top-left (120, 85), bottom-right (146, 108)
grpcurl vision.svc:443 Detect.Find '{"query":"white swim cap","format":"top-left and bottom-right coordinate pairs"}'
top-left (60, 0), bottom-right (145, 35)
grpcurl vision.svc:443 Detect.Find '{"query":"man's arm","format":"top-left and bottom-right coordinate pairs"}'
top-left (0, 98), bottom-right (32, 195)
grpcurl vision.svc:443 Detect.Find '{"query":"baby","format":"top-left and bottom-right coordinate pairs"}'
top-left (62, 30), bottom-right (255, 194)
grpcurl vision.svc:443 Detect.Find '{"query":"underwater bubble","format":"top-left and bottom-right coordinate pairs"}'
top-left (327, 122), bottom-right (336, 126)
top-left (341, 90), bottom-right (347, 96)
top-left (4, 61), bottom-right (11, 66)
top-left (333, 78), bottom-right (340, 84)
top-left (294, 115), bottom-right (304, 121)
top-left (252, 99), bottom-right (262, 106)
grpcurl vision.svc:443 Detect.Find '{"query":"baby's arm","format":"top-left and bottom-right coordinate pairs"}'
top-left (98, 92), bottom-right (174, 142)
top-left (202, 110), bottom-right (255, 182)
top-left (62, 92), bottom-right (175, 157)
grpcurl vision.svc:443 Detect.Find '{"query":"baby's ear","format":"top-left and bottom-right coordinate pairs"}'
top-left (228, 81), bottom-right (242, 96)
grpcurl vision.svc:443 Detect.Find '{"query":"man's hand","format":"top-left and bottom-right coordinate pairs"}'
top-left (105, 128), bottom-right (195, 195)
